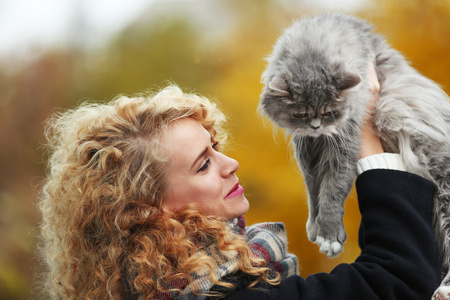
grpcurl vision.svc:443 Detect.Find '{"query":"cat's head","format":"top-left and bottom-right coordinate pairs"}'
top-left (259, 69), bottom-right (361, 137)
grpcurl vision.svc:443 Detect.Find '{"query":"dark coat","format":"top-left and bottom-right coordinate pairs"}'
top-left (211, 170), bottom-right (442, 300)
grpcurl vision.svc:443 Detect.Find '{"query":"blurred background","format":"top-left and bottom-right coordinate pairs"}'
top-left (0, 0), bottom-right (449, 298)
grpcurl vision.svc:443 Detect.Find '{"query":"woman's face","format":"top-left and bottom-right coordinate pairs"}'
top-left (162, 117), bottom-right (249, 220)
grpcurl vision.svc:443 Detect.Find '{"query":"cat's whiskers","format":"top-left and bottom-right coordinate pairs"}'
top-left (326, 135), bottom-right (341, 164)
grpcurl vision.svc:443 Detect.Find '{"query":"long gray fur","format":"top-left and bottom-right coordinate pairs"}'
top-left (259, 12), bottom-right (450, 296)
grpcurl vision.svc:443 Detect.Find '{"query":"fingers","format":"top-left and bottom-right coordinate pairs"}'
top-left (359, 62), bottom-right (384, 159)
top-left (368, 63), bottom-right (380, 96)
top-left (366, 62), bottom-right (380, 111)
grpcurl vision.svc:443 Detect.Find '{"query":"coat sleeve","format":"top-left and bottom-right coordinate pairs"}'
top-left (224, 170), bottom-right (442, 300)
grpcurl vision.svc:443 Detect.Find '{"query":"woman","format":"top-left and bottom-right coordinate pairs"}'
top-left (39, 80), bottom-right (441, 299)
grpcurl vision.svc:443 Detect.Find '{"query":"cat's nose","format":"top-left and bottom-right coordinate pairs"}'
top-left (310, 119), bottom-right (321, 130)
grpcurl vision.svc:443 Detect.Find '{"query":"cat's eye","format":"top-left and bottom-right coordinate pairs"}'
top-left (293, 113), bottom-right (306, 118)
top-left (323, 111), bottom-right (335, 117)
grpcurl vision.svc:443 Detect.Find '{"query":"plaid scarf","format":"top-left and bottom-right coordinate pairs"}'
top-left (153, 216), bottom-right (298, 299)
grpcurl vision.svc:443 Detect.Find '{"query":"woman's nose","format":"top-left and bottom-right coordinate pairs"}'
top-left (219, 153), bottom-right (239, 176)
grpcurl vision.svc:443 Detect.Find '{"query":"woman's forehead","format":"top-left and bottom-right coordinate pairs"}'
top-left (163, 118), bottom-right (210, 165)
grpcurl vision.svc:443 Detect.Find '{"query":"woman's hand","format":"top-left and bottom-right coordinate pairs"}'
top-left (359, 63), bottom-right (384, 159)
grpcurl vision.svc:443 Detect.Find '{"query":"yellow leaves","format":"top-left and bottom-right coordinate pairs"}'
top-left (362, 0), bottom-right (450, 93)
top-left (1, 0), bottom-right (450, 297)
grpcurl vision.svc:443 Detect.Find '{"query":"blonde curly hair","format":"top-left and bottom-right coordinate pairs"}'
top-left (38, 85), bottom-right (277, 299)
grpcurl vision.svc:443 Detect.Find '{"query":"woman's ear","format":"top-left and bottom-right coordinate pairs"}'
top-left (160, 201), bottom-right (170, 213)
top-left (160, 194), bottom-right (176, 214)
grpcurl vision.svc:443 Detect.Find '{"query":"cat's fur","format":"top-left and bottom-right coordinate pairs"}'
top-left (259, 12), bottom-right (450, 297)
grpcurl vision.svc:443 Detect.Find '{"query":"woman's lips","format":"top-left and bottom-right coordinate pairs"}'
top-left (225, 183), bottom-right (244, 199)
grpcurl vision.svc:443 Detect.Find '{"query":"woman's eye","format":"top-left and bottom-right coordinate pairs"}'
top-left (293, 113), bottom-right (306, 119)
top-left (197, 159), bottom-right (211, 173)
top-left (212, 142), bottom-right (219, 151)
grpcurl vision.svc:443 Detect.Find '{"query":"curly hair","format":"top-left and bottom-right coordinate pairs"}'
top-left (38, 85), bottom-right (278, 299)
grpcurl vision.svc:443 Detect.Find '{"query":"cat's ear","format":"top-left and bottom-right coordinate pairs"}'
top-left (336, 72), bottom-right (361, 91)
top-left (268, 77), bottom-right (291, 97)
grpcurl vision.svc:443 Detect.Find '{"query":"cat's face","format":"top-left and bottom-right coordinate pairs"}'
top-left (274, 96), bottom-right (346, 137)
top-left (259, 72), bottom-right (360, 137)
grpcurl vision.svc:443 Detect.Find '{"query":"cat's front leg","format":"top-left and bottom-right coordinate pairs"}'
top-left (314, 168), bottom-right (354, 257)
top-left (432, 195), bottom-right (450, 300)
top-left (313, 149), bottom-right (356, 257)
top-left (295, 135), bottom-right (356, 257)
top-left (295, 137), bottom-right (321, 243)
top-left (300, 155), bottom-right (352, 257)
top-left (303, 174), bottom-right (320, 243)
top-left (433, 268), bottom-right (450, 300)
top-left (433, 285), bottom-right (450, 300)
top-left (306, 216), bottom-right (320, 243)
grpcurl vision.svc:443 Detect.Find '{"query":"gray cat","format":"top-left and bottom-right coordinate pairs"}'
top-left (259, 12), bottom-right (450, 298)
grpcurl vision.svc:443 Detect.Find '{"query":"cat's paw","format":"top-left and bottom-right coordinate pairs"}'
top-left (433, 286), bottom-right (450, 300)
top-left (314, 222), bottom-right (346, 257)
top-left (306, 218), bottom-right (319, 242)
top-left (315, 236), bottom-right (343, 257)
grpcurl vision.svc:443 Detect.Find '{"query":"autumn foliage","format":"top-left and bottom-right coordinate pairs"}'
top-left (0, 0), bottom-right (449, 298)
